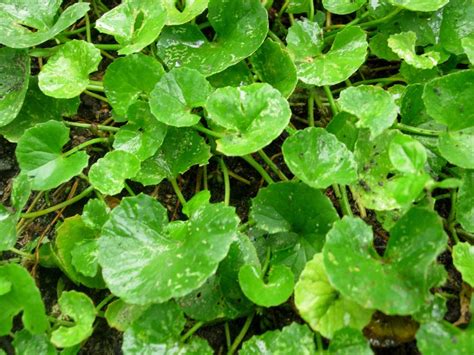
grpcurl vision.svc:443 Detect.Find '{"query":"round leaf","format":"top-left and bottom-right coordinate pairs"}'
top-left (13, 329), bottom-right (55, 355)
top-left (289, 26), bottom-right (367, 86)
top-left (453, 242), bottom-right (474, 287)
top-left (16, 121), bottom-right (89, 191)
top-left (82, 198), bottom-right (110, 233)
top-left (240, 323), bottom-right (315, 354)
top-left (0, 48), bottom-right (30, 127)
top-left (0, 205), bottom-right (16, 251)
top-left (0, 2), bottom-right (90, 48)
top-left (438, 128), bottom-right (474, 169)
top-left (423, 70), bottom-right (474, 131)
top-left (103, 53), bottom-right (164, 116)
top-left (38, 40), bottom-right (101, 98)
top-left (98, 194), bottom-right (239, 304)
top-left (96, 0), bottom-right (167, 55)
top-left (105, 299), bottom-right (148, 332)
top-left (89, 150), bottom-right (140, 196)
top-left (389, 134), bottom-right (427, 173)
top-left (388, 31), bottom-right (440, 69)
top-left (51, 291), bottom-right (96, 348)
top-left (328, 328), bottom-right (373, 355)
top-left (282, 127), bottom-right (358, 188)
top-left (323, 208), bottom-right (448, 315)
top-left (439, 0), bottom-right (474, 55)
top-left (238, 264), bottom-right (294, 307)
top-left (156, 0), bottom-right (268, 76)
top-left (417, 321), bottom-right (474, 354)
top-left (149, 67), bottom-right (212, 127)
top-left (134, 127), bottom-right (210, 186)
top-left (339, 85), bottom-right (399, 138)
top-left (249, 39), bottom-right (297, 98)
top-left (54, 216), bottom-right (105, 288)
top-left (286, 19), bottom-right (324, 60)
top-left (0, 263), bottom-right (49, 336)
top-left (323, 0), bottom-right (366, 15)
top-left (250, 182), bottom-right (339, 276)
top-left (206, 83), bottom-right (291, 156)
top-left (295, 253), bottom-right (372, 338)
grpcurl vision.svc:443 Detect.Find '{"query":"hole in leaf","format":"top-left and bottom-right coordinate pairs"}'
top-left (175, 0), bottom-right (186, 12)
top-left (133, 11), bottom-right (145, 32)
top-left (19, 23), bottom-right (38, 32)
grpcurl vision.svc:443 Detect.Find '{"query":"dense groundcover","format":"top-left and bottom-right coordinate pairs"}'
top-left (1, 0), bottom-right (474, 353)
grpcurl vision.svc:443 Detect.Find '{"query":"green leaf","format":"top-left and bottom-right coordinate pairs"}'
top-left (0, 77), bottom-right (79, 143)
top-left (54, 216), bottom-right (105, 288)
top-left (206, 83), bottom-right (291, 156)
top-left (417, 321), bottom-right (474, 354)
top-left (453, 242), bottom-right (474, 287)
top-left (0, 205), bottom-right (16, 251)
top-left (369, 33), bottom-right (399, 61)
top-left (288, 25), bottom-right (367, 86)
top-left (98, 194), bottom-right (239, 304)
top-left (456, 171), bottom-right (474, 233)
top-left (250, 182), bottom-right (339, 276)
top-left (389, 134), bottom-right (427, 173)
top-left (0, 48), bottom-right (30, 127)
top-left (440, 0), bottom-right (474, 55)
top-left (462, 34), bottom-right (474, 64)
top-left (162, 0), bottom-right (209, 25)
top-left (323, 208), bottom-right (448, 315)
top-left (438, 128), bottom-right (474, 169)
top-left (178, 234), bottom-right (259, 321)
top-left (0, 1), bottom-right (90, 48)
top-left (113, 102), bottom-right (168, 161)
top-left (295, 253), bottom-right (372, 338)
top-left (11, 174), bottom-right (32, 214)
top-left (286, 19), bottom-right (324, 60)
top-left (0, 263), bottom-right (49, 336)
top-left (103, 53), bottom-right (164, 116)
top-left (82, 199), bottom-right (110, 233)
top-left (249, 39), bottom-right (297, 98)
top-left (423, 70), bottom-right (474, 131)
top-left (71, 239), bottom-right (99, 278)
top-left (51, 291), bottom-right (96, 348)
top-left (38, 40), bottom-right (101, 99)
top-left (89, 150), bottom-right (140, 196)
top-left (238, 264), bottom-right (294, 307)
top-left (400, 84), bottom-right (430, 126)
top-left (328, 328), bottom-right (373, 355)
top-left (16, 121), bottom-right (89, 191)
top-left (388, 0), bottom-right (449, 12)
top-left (240, 323), bottom-right (315, 354)
top-left (13, 330), bottom-right (56, 355)
top-left (388, 32), bottom-right (440, 69)
top-left (326, 112), bottom-right (359, 151)
top-left (338, 85), bottom-right (399, 138)
top-left (207, 61), bottom-right (253, 89)
top-left (323, 0), bottom-right (366, 15)
top-left (156, 0), bottom-right (268, 76)
top-left (96, 0), bottom-right (167, 55)
top-left (122, 301), bottom-right (212, 354)
top-left (134, 127), bottom-right (210, 186)
top-left (282, 127), bottom-right (358, 188)
top-left (105, 299), bottom-right (148, 332)
top-left (149, 68), bottom-right (213, 127)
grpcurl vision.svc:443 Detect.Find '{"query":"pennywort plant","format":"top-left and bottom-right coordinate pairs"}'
top-left (0, 0), bottom-right (473, 353)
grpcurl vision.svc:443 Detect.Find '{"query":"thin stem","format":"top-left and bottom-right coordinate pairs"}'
top-left (308, 88), bottom-right (315, 127)
top-left (308, 0), bottom-right (314, 21)
top-left (219, 158), bottom-right (231, 206)
top-left (89, 79), bottom-right (103, 86)
top-left (63, 26), bottom-right (89, 36)
top-left (21, 186), bottom-right (94, 219)
top-left (85, 12), bottom-right (92, 43)
top-left (169, 178), bottom-right (187, 206)
top-left (359, 8), bottom-right (402, 29)
top-left (194, 124), bottom-right (225, 138)
top-left (241, 155), bottom-right (275, 185)
top-left (323, 86), bottom-right (338, 116)
top-left (333, 185), bottom-right (353, 217)
top-left (181, 321), bottom-right (204, 343)
top-left (268, 30), bottom-right (285, 46)
top-left (228, 171), bottom-right (251, 185)
top-left (95, 294), bottom-right (115, 312)
top-left (64, 121), bottom-right (119, 132)
top-left (227, 313), bottom-right (255, 355)
top-left (8, 247), bottom-right (34, 260)
top-left (63, 137), bottom-right (109, 158)
top-left (316, 332), bottom-right (324, 354)
top-left (224, 323), bottom-right (232, 350)
top-left (448, 191), bottom-right (460, 244)
top-left (257, 150), bottom-right (289, 181)
top-left (83, 90), bottom-right (109, 103)
top-left (393, 123), bottom-right (442, 137)
top-left (203, 166), bottom-right (208, 190)
top-left (86, 84), bottom-right (105, 92)
top-left (277, 0), bottom-right (290, 17)
top-left (124, 182), bottom-right (136, 196)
